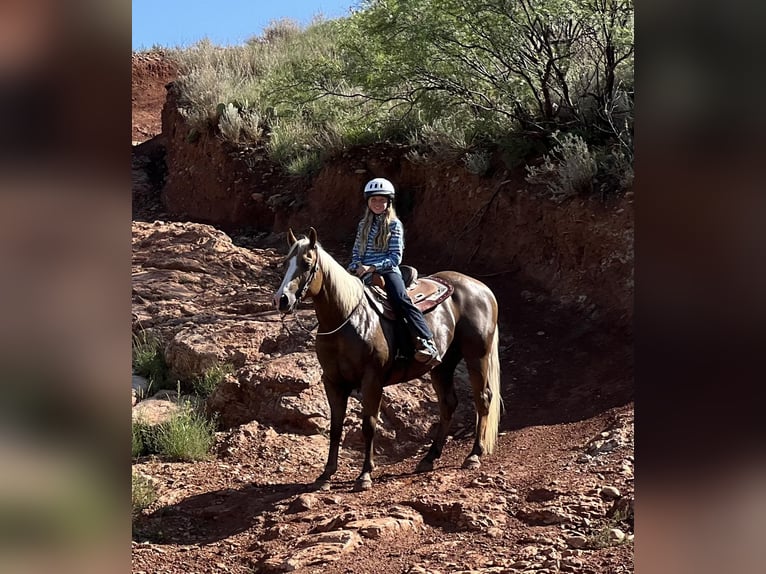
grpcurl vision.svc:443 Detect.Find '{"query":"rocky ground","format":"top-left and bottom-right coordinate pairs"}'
top-left (131, 52), bottom-right (634, 574)
top-left (130, 207), bottom-right (634, 574)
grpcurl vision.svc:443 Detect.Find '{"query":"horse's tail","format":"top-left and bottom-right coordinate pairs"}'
top-left (484, 326), bottom-right (502, 455)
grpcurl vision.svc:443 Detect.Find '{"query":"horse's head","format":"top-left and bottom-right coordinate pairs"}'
top-left (273, 227), bottom-right (320, 313)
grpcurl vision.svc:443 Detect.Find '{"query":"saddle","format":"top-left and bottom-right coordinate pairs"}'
top-left (364, 265), bottom-right (454, 320)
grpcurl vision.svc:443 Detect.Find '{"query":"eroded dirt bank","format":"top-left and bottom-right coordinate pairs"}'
top-left (157, 82), bottom-right (632, 329)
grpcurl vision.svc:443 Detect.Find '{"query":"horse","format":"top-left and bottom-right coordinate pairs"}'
top-left (273, 227), bottom-right (501, 491)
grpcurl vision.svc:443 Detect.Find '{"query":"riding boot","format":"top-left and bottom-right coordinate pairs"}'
top-left (414, 335), bottom-right (441, 365)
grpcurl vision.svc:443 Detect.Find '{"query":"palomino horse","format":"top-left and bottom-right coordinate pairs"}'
top-left (273, 227), bottom-right (501, 490)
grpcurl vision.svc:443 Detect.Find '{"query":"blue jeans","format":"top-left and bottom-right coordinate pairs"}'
top-left (380, 270), bottom-right (433, 341)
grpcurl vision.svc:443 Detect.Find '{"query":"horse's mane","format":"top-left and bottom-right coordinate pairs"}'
top-left (292, 237), bottom-right (363, 313)
top-left (317, 243), bottom-right (363, 312)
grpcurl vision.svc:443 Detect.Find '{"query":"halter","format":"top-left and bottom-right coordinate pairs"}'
top-left (294, 255), bottom-right (319, 305)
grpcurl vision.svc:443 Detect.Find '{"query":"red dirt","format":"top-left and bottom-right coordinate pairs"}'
top-left (132, 51), bottom-right (178, 143)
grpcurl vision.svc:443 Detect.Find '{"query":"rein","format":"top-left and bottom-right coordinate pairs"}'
top-left (314, 289), bottom-right (364, 336)
top-left (281, 255), bottom-right (365, 337)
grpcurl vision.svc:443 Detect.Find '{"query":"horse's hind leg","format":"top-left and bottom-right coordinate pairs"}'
top-left (316, 378), bottom-right (349, 488)
top-left (463, 355), bottom-right (493, 470)
top-left (415, 358), bottom-right (459, 473)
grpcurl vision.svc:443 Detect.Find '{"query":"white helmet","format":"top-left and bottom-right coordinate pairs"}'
top-left (363, 177), bottom-right (396, 199)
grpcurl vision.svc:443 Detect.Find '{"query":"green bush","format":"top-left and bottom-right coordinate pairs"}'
top-left (167, 1), bottom-right (632, 192)
top-left (132, 331), bottom-right (171, 392)
top-left (133, 400), bottom-right (216, 462)
top-left (150, 403), bottom-right (216, 462)
top-left (191, 363), bottom-right (233, 398)
top-left (286, 151), bottom-right (322, 178)
top-left (132, 420), bottom-right (151, 458)
top-left (217, 102), bottom-right (263, 143)
top-left (525, 133), bottom-right (597, 200)
top-left (463, 150), bottom-right (492, 176)
top-left (131, 472), bottom-right (157, 517)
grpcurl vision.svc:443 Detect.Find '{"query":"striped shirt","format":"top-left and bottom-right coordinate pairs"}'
top-left (348, 216), bottom-right (404, 275)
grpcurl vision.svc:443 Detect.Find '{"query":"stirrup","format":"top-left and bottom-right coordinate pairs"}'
top-left (414, 339), bottom-right (440, 363)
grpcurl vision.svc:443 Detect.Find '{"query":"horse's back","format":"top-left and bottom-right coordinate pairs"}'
top-left (431, 271), bottom-right (497, 317)
top-left (427, 270), bottom-right (498, 353)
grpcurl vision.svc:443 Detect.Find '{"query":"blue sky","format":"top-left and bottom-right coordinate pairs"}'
top-left (132, 0), bottom-right (359, 50)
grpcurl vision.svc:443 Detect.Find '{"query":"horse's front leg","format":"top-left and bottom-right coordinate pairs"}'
top-left (355, 380), bottom-right (383, 491)
top-left (316, 378), bottom-right (349, 489)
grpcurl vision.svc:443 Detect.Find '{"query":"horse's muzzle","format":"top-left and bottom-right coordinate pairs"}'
top-left (275, 293), bottom-right (295, 313)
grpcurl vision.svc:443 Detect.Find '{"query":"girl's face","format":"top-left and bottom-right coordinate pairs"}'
top-left (367, 195), bottom-right (389, 215)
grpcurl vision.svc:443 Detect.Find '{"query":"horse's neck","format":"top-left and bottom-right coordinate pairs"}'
top-left (314, 249), bottom-right (364, 327)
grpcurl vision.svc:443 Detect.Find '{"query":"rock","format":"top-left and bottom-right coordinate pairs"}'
top-left (345, 508), bottom-right (423, 539)
top-left (608, 528), bottom-right (626, 542)
top-left (206, 355), bottom-right (328, 433)
top-left (165, 327), bottom-right (240, 381)
top-left (132, 395), bottom-right (184, 425)
top-left (599, 486), bottom-right (621, 499)
top-left (518, 545), bottom-right (539, 559)
top-left (262, 529), bottom-right (362, 572)
top-left (607, 496), bottom-right (634, 527)
top-left (287, 494), bottom-right (317, 514)
top-left (565, 535), bottom-right (589, 549)
top-left (516, 506), bottom-right (571, 526)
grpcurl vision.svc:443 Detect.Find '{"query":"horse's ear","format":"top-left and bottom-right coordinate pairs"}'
top-left (287, 228), bottom-right (297, 247)
top-left (309, 227), bottom-right (317, 248)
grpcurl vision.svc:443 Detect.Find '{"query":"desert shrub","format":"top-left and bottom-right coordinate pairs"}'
top-left (217, 103), bottom-right (262, 143)
top-left (132, 420), bottom-right (152, 458)
top-left (596, 146), bottom-right (634, 195)
top-left (260, 18), bottom-right (301, 45)
top-left (131, 472), bottom-right (157, 517)
top-left (463, 150), bottom-right (492, 176)
top-left (150, 403), bottom-right (216, 462)
top-left (265, 117), bottom-right (316, 166)
top-left (285, 151), bottom-right (323, 178)
top-left (191, 363), bottom-right (233, 398)
top-left (167, 2), bottom-right (632, 194)
top-left (498, 132), bottom-right (547, 170)
top-left (525, 133), bottom-right (597, 199)
top-left (418, 118), bottom-right (475, 163)
top-left (132, 331), bottom-right (171, 392)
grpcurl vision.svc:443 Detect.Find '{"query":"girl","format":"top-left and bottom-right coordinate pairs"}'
top-left (347, 177), bottom-right (440, 363)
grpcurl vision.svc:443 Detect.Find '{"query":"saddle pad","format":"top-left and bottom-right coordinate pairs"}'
top-left (365, 276), bottom-right (454, 320)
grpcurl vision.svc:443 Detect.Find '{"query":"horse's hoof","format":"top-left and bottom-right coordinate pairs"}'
top-left (414, 459), bottom-right (434, 474)
top-left (354, 480), bottom-right (372, 491)
top-left (354, 474), bottom-right (373, 491)
top-left (314, 479), bottom-right (332, 491)
top-left (462, 455), bottom-right (481, 470)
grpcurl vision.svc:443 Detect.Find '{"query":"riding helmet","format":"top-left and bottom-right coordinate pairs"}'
top-left (363, 177), bottom-right (396, 199)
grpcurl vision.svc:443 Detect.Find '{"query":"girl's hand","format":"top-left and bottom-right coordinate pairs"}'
top-left (356, 265), bottom-right (374, 277)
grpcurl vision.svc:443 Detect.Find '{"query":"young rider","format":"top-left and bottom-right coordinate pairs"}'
top-left (347, 177), bottom-right (440, 363)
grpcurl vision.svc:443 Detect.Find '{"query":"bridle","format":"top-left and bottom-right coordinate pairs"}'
top-left (294, 254), bottom-right (319, 305)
